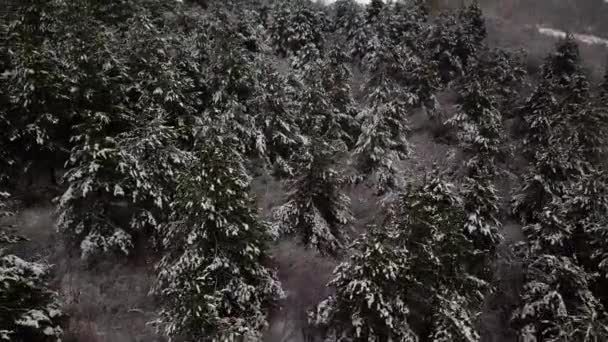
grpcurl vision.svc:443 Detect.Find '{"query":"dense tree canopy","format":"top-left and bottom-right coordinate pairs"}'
top-left (4, 0), bottom-right (608, 341)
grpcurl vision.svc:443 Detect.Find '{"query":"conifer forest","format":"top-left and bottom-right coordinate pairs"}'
top-left (4, 0), bottom-right (608, 341)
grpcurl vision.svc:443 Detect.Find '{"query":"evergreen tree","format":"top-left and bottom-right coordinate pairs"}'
top-left (354, 44), bottom-right (417, 193)
top-left (320, 48), bottom-right (360, 148)
top-left (311, 225), bottom-right (416, 342)
top-left (541, 34), bottom-right (582, 94)
top-left (273, 59), bottom-right (353, 256)
top-left (331, 0), bottom-right (363, 36)
top-left (366, 0), bottom-right (384, 23)
top-left (273, 138), bottom-right (352, 256)
top-left (203, 14), bottom-right (262, 155)
top-left (476, 48), bottom-right (527, 113)
top-left (269, 0), bottom-right (327, 58)
top-left (376, 0), bottom-right (428, 50)
top-left (511, 253), bottom-right (608, 341)
top-left (0, 255), bottom-right (64, 342)
top-left (153, 143), bottom-right (283, 341)
top-left (514, 37), bottom-right (589, 223)
top-left (510, 36), bottom-right (608, 339)
top-left (427, 3), bottom-right (486, 86)
top-left (571, 63), bottom-right (608, 163)
top-left (448, 66), bottom-right (504, 250)
top-left (0, 195), bottom-right (64, 342)
top-left (251, 64), bottom-right (302, 176)
top-left (312, 174), bottom-right (491, 341)
top-left (56, 7), bottom-right (198, 259)
top-left (2, 0), bottom-right (73, 186)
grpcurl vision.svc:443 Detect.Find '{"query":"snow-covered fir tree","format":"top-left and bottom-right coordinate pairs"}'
top-left (510, 36), bottom-right (608, 340)
top-left (394, 174), bottom-right (489, 341)
top-left (475, 48), bottom-right (527, 112)
top-left (273, 138), bottom-right (352, 256)
top-left (2, 0), bottom-right (73, 187)
top-left (152, 143), bottom-right (283, 341)
top-left (354, 43), bottom-right (418, 193)
top-left (511, 253), bottom-right (608, 341)
top-left (319, 48), bottom-right (359, 148)
top-left (1, 194), bottom-right (63, 342)
top-left (427, 3), bottom-right (486, 86)
top-left (312, 173), bottom-right (491, 341)
top-left (268, 0), bottom-right (327, 58)
top-left (331, 0), bottom-right (363, 37)
top-left (56, 9), bottom-right (197, 259)
top-left (251, 63), bottom-right (302, 176)
top-left (310, 225), bottom-right (416, 342)
top-left (273, 58), bottom-right (353, 256)
top-left (366, 0), bottom-right (384, 23)
top-left (570, 62), bottom-right (608, 164)
top-left (202, 14), bottom-right (264, 156)
top-left (0, 254), bottom-right (64, 342)
top-left (513, 37), bottom-right (589, 223)
top-left (448, 65), bottom-right (504, 251)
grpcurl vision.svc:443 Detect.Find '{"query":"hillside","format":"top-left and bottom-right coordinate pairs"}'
top-left (2, 1), bottom-right (608, 342)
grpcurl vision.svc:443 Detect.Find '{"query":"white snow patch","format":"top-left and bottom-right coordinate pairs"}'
top-left (537, 25), bottom-right (608, 47)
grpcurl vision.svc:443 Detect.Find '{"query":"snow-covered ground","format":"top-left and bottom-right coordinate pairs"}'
top-left (538, 25), bottom-right (608, 47)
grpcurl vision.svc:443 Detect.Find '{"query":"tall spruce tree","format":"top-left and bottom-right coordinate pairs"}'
top-left (354, 44), bottom-right (417, 193)
top-left (312, 173), bottom-right (492, 341)
top-left (448, 66), bottom-right (504, 252)
top-left (251, 64), bottom-right (302, 176)
top-left (366, 0), bottom-right (384, 23)
top-left (510, 36), bottom-right (608, 340)
top-left (272, 58), bottom-right (353, 256)
top-left (56, 8), bottom-right (196, 259)
top-left (269, 0), bottom-right (326, 58)
top-left (153, 143), bottom-right (283, 341)
top-left (0, 195), bottom-right (64, 342)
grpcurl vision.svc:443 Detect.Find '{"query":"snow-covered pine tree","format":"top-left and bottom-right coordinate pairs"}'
top-left (366, 0), bottom-right (384, 23)
top-left (376, 0), bottom-right (428, 50)
top-left (310, 225), bottom-right (416, 342)
top-left (251, 63), bottom-right (302, 176)
top-left (513, 37), bottom-right (589, 223)
top-left (510, 35), bottom-right (608, 340)
top-left (331, 0), bottom-right (363, 37)
top-left (312, 173), bottom-right (491, 341)
top-left (427, 2), bottom-right (486, 86)
top-left (152, 143), bottom-right (283, 341)
top-left (268, 0), bottom-right (326, 58)
top-left (476, 48), bottom-right (527, 113)
top-left (57, 8), bottom-right (195, 259)
top-left (2, 0), bottom-right (73, 187)
top-left (272, 58), bottom-right (353, 256)
top-left (348, 15), bottom-right (380, 64)
top-left (396, 174), bottom-right (488, 341)
top-left (202, 13), bottom-right (263, 156)
top-left (541, 34), bottom-right (581, 94)
top-left (570, 63), bottom-right (608, 164)
top-left (0, 254), bottom-right (64, 342)
top-left (458, 1), bottom-right (486, 48)
top-left (511, 253), bottom-right (608, 341)
top-left (320, 48), bottom-right (359, 149)
top-left (354, 44), bottom-right (417, 193)
top-left (1, 194), bottom-right (64, 342)
top-left (273, 139), bottom-right (352, 256)
top-left (448, 67), bottom-right (503, 252)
